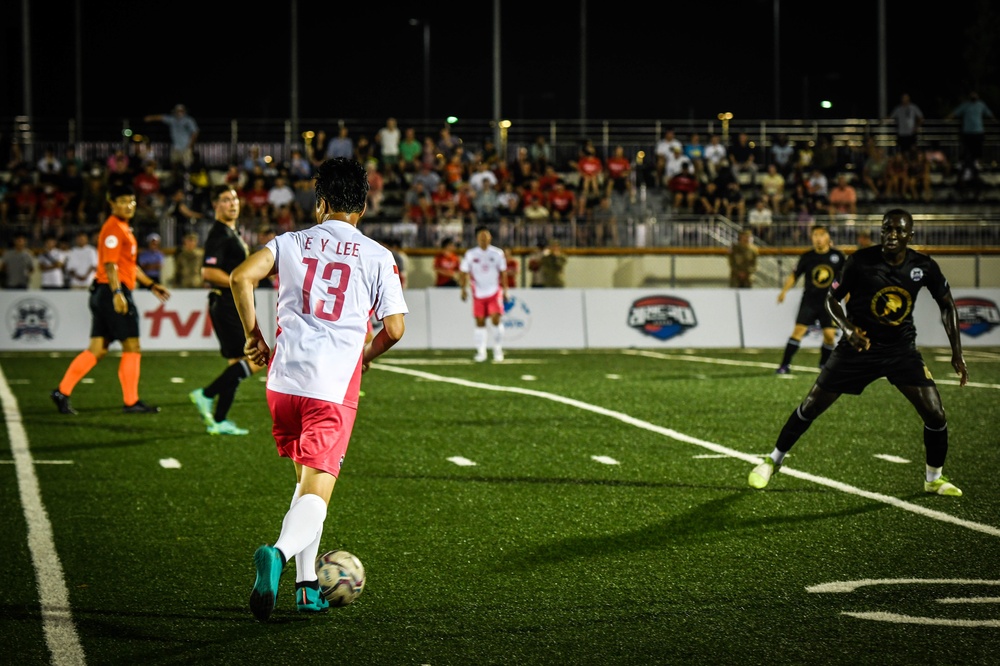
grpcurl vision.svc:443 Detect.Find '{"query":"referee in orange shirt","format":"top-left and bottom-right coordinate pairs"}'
top-left (51, 182), bottom-right (171, 414)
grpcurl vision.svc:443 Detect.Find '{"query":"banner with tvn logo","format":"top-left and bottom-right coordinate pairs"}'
top-left (1, 288), bottom-right (998, 351)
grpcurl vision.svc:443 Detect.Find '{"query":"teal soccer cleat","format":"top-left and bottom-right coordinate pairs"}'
top-left (296, 582), bottom-right (330, 613)
top-left (189, 388), bottom-right (214, 426)
top-left (208, 419), bottom-right (249, 436)
top-left (250, 545), bottom-right (284, 622)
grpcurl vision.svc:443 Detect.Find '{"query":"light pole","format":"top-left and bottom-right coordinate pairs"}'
top-left (409, 18), bottom-right (431, 122)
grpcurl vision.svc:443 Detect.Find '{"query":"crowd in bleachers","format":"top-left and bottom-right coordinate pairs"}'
top-left (1, 111), bottom-right (997, 286)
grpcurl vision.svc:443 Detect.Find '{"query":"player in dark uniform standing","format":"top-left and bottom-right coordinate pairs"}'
top-left (749, 209), bottom-right (968, 496)
top-left (775, 225), bottom-right (846, 373)
top-left (189, 185), bottom-right (266, 435)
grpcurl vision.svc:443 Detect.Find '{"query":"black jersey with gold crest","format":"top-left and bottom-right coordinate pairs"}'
top-left (831, 245), bottom-right (949, 350)
top-left (793, 247), bottom-right (846, 302)
top-left (202, 221), bottom-right (250, 299)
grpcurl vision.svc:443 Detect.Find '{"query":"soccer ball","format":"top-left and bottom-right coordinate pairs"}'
top-left (315, 550), bottom-right (366, 607)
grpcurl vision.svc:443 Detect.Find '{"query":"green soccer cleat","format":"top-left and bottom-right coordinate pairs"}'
top-left (208, 419), bottom-right (249, 436)
top-left (189, 388), bottom-right (214, 426)
top-left (250, 545), bottom-right (284, 622)
top-left (925, 476), bottom-right (962, 496)
top-left (296, 583), bottom-right (330, 613)
top-left (748, 458), bottom-right (779, 489)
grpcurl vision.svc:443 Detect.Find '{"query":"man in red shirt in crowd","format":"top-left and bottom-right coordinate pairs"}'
top-left (433, 237), bottom-right (461, 287)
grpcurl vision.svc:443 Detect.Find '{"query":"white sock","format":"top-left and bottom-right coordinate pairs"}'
top-left (290, 482), bottom-right (301, 508)
top-left (491, 322), bottom-right (504, 348)
top-left (273, 493), bottom-right (327, 564)
top-left (474, 327), bottom-right (487, 354)
top-left (295, 521), bottom-right (324, 583)
top-left (770, 448), bottom-right (787, 465)
top-left (926, 465), bottom-right (943, 483)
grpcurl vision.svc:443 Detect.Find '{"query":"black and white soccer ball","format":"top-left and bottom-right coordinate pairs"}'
top-left (316, 550), bottom-right (366, 606)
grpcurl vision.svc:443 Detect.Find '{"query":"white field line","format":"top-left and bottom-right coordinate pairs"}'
top-left (374, 363), bottom-right (1000, 538)
top-left (624, 349), bottom-right (1000, 390)
top-left (0, 364), bottom-right (85, 664)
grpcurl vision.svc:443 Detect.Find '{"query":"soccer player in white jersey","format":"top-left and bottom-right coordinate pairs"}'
top-left (458, 225), bottom-right (509, 362)
top-left (230, 157), bottom-right (407, 621)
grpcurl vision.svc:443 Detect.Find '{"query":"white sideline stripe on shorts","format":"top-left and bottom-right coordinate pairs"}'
top-left (375, 363), bottom-right (1000, 539)
top-left (0, 363), bottom-right (86, 664)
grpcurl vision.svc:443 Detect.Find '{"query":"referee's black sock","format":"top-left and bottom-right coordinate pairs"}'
top-left (780, 338), bottom-right (800, 367)
top-left (210, 360), bottom-right (252, 421)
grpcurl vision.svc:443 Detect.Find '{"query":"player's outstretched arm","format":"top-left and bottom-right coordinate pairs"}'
top-left (826, 291), bottom-right (869, 351)
top-left (937, 290), bottom-right (969, 386)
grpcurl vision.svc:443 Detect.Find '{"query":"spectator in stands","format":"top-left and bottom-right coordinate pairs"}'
top-left (663, 144), bottom-right (693, 188)
top-left (530, 135), bottom-right (553, 173)
top-left (883, 151), bottom-right (908, 201)
top-left (904, 147), bottom-right (932, 202)
top-left (144, 104), bottom-right (199, 173)
top-left (703, 134), bottom-right (728, 179)
top-left (172, 231), bottom-right (204, 288)
top-left (38, 234), bottom-right (67, 289)
top-left (654, 128), bottom-right (683, 188)
top-left (497, 181), bottom-right (521, 222)
top-left (36, 182), bottom-right (68, 242)
top-left (267, 175), bottom-right (298, 232)
top-left (436, 125), bottom-right (461, 160)
top-left (856, 228), bottom-right (873, 249)
top-left (923, 140), bottom-right (952, 177)
top-left (307, 129), bottom-right (330, 168)
top-left (728, 228), bottom-right (758, 288)
top-left (759, 163), bottom-right (786, 212)
top-left (433, 237), bottom-right (461, 287)
top-left (77, 169), bottom-right (109, 228)
top-left (668, 162), bottom-right (699, 212)
top-left (723, 180), bottom-right (747, 222)
top-left (605, 145), bottom-right (633, 217)
top-left (242, 145), bottom-right (269, 174)
top-left (573, 142), bottom-right (604, 216)
top-left (365, 161), bottom-right (385, 218)
top-left (828, 174), bottom-right (858, 217)
top-left (431, 181), bottom-right (458, 220)
top-left (539, 239), bottom-right (568, 288)
top-left (770, 133), bottom-right (796, 178)
top-left (138, 233), bottom-right (164, 283)
top-left (37, 146), bottom-right (63, 186)
top-left (473, 179), bottom-right (500, 224)
top-left (885, 93), bottom-right (924, 154)
top-left (806, 168), bottom-right (830, 214)
top-left (1, 233), bottom-right (35, 289)
top-left (747, 198), bottom-right (774, 244)
top-left (503, 247), bottom-right (519, 288)
top-left (288, 147), bottom-right (312, 184)
top-left (353, 134), bottom-right (375, 165)
top-left (694, 180), bottom-right (723, 216)
top-left (133, 161), bottom-right (163, 219)
top-left (325, 125), bottom-right (354, 160)
top-left (375, 117), bottom-right (401, 176)
top-left (469, 160), bottom-right (499, 194)
top-left (243, 177), bottom-right (271, 223)
top-left (64, 229), bottom-right (97, 289)
top-left (946, 90), bottom-right (995, 167)
top-left (729, 132), bottom-right (758, 178)
top-left (548, 180), bottom-right (577, 222)
top-left (684, 133), bottom-right (705, 164)
top-left (59, 161), bottom-right (85, 221)
top-left (861, 144), bottom-right (890, 200)
top-left (590, 194), bottom-right (618, 247)
top-left (812, 135), bottom-right (840, 182)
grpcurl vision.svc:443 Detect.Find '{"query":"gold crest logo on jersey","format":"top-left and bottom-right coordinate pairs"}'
top-left (871, 286), bottom-right (913, 325)
top-left (810, 264), bottom-right (836, 289)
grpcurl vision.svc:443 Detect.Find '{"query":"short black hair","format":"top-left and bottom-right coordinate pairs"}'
top-left (475, 225), bottom-right (489, 235)
top-left (212, 184), bottom-right (238, 201)
top-left (107, 182), bottom-right (135, 200)
top-left (314, 157), bottom-right (368, 214)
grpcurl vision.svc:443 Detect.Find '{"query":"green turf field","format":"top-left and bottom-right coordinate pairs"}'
top-left (2, 347), bottom-right (999, 665)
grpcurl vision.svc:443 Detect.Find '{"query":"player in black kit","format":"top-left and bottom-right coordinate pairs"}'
top-left (189, 185), bottom-right (266, 435)
top-left (775, 225), bottom-right (846, 373)
top-left (749, 209), bottom-right (969, 496)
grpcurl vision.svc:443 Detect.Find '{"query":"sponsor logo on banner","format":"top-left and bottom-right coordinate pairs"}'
top-left (955, 297), bottom-right (1000, 337)
top-left (627, 295), bottom-right (697, 341)
top-left (6, 298), bottom-right (57, 342)
top-left (144, 304), bottom-right (215, 338)
top-left (501, 295), bottom-right (531, 341)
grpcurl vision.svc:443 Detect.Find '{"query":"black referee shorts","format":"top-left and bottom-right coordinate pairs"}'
top-left (89, 282), bottom-right (140, 342)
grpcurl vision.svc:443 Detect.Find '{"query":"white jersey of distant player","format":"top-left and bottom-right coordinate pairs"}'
top-left (264, 219), bottom-right (407, 406)
top-left (459, 245), bottom-right (507, 298)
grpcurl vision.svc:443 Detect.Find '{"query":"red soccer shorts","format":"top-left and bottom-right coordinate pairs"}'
top-left (267, 389), bottom-right (357, 477)
top-left (473, 292), bottom-right (504, 319)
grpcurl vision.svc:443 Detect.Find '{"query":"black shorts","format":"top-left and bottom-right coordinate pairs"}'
top-left (816, 344), bottom-right (937, 395)
top-left (796, 296), bottom-right (834, 328)
top-left (209, 291), bottom-right (248, 359)
top-left (89, 283), bottom-right (139, 342)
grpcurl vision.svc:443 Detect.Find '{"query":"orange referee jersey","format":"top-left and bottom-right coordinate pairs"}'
top-left (94, 215), bottom-right (139, 290)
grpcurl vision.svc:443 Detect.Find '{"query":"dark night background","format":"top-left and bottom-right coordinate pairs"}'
top-left (2, 0), bottom-right (998, 125)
